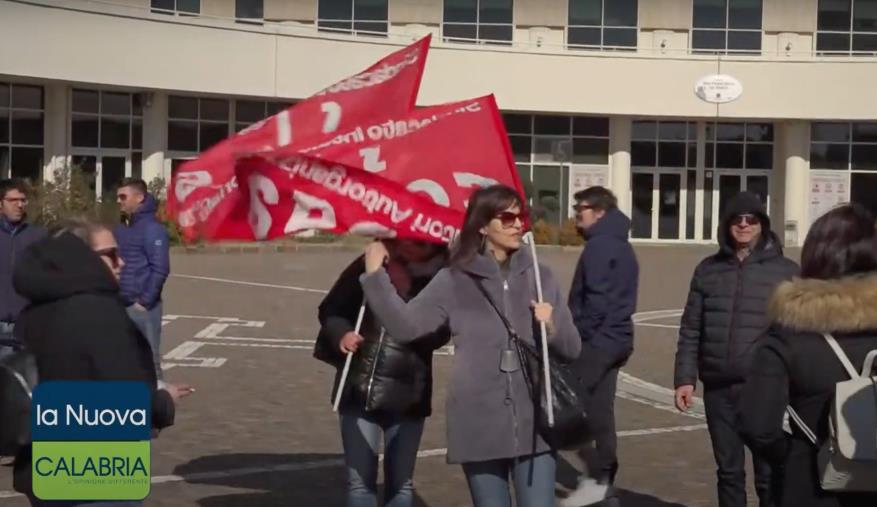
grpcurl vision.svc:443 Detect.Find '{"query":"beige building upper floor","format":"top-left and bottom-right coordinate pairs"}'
top-left (2, 0), bottom-right (876, 120)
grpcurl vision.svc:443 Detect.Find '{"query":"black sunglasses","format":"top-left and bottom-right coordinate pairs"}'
top-left (572, 203), bottom-right (596, 213)
top-left (730, 214), bottom-right (761, 227)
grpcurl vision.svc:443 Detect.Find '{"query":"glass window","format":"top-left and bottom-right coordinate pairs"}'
top-left (444, 0), bottom-right (512, 43)
top-left (812, 122), bottom-right (850, 142)
top-left (0, 84), bottom-right (8, 108)
top-left (573, 116), bottom-right (609, 137)
top-left (72, 115), bottom-right (99, 147)
top-left (169, 96), bottom-right (198, 120)
top-left (568, 0), bottom-right (638, 50)
top-left (152, 0), bottom-right (199, 15)
top-left (631, 141), bottom-right (657, 166)
top-left (534, 116), bottom-right (570, 136)
top-left (692, 0), bottom-right (763, 54)
top-left (11, 111), bottom-right (43, 145)
top-left (320, 0), bottom-right (388, 34)
top-left (819, 0), bottom-right (852, 31)
top-left (503, 114), bottom-right (531, 134)
top-left (0, 109), bottom-right (8, 144)
top-left (10, 147), bottom-right (42, 183)
top-left (236, 100), bottom-right (267, 123)
top-left (810, 143), bottom-right (850, 169)
top-left (812, 121), bottom-right (877, 172)
top-left (818, 0), bottom-right (877, 55)
top-left (100, 117), bottom-right (131, 149)
top-left (444, 0), bottom-right (477, 22)
top-left (658, 142), bottom-right (686, 167)
top-left (851, 172), bottom-right (877, 216)
top-left (851, 144), bottom-right (877, 169)
top-left (200, 98), bottom-right (229, 122)
top-left (236, 0), bottom-right (263, 21)
top-left (694, 0), bottom-right (727, 29)
top-left (852, 122), bottom-right (877, 142)
top-left (632, 120), bottom-right (697, 168)
top-left (73, 89), bottom-right (99, 114)
top-left (168, 121), bottom-right (198, 152)
top-left (11, 85), bottom-right (43, 110)
top-left (573, 138), bottom-right (609, 164)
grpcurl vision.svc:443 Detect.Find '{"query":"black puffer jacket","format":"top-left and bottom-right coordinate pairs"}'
top-left (674, 193), bottom-right (799, 388)
top-left (741, 273), bottom-right (877, 507)
top-left (12, 232), bottom-right (174, 494)
top-left (315, 255), bottom-right (449, 418)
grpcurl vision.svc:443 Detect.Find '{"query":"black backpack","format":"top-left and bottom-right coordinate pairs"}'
top-left (0, 349), bottom-right (38, 455)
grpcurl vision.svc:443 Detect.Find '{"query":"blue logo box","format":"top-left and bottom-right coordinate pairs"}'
top-left (32, 381), bottom-right (152, 441)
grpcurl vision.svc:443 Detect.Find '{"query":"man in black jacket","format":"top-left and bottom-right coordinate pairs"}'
top-left (674, 192), bottom-right (798, 507)
top-left (564, 186), bottom-right (639, 507)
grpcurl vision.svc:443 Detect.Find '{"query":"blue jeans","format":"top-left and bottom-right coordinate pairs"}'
top-left (126, 303), bottom-right (163, 380)
top-left (339, 410), bottom-right (425, 507)
top-left (462, 452), bottom-right (557, 507)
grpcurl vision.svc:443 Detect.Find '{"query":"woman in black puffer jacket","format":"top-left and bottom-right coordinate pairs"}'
top-left (315, 239), bottom-right (449, 507)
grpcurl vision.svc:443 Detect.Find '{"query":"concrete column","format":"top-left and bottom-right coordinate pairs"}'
top-left (42, 82), bottom-right (69, 182)
top-left (141, 91), bottom-right (167, 186)
top-left (609, 116), bottom-right (632, 216)
top-left (781, 120), bottom-right (810, 247)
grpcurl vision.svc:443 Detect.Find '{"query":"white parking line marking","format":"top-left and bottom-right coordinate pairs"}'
top-left (172, 274), bottom-right (328, 294)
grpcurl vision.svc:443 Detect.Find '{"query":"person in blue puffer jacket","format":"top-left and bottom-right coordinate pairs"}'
top-left (114, 178), bottom-right (170, 380)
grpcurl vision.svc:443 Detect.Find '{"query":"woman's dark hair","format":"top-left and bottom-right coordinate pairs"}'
top-left (450, 185), bottom-right (524, 267)
top-left (800, 203), bottom-right (877, 280)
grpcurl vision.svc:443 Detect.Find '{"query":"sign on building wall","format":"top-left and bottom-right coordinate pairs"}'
top-left (809, 171), bottom-right (850, 224)
top-left (568, 165), bottom-right (610, 215)
top-left (694, 74), bottom-right (743, 104)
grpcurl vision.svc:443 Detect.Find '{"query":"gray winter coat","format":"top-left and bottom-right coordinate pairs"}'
top-left (360, 247), bottom-right (581, 464)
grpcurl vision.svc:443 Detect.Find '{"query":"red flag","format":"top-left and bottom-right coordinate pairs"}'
top-left (230, 156), bottom-right (464, 244)
top-left (170, 35), bottom-right (431, 240)
top-left (267, 95), bottom-right (525, 213)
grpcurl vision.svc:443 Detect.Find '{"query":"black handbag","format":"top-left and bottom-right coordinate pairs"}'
top-left (473, 276), bottom-right (591, 450)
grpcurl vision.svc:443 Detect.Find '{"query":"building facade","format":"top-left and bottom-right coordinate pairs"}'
top-left (1, 0), bottom-right (876, 244)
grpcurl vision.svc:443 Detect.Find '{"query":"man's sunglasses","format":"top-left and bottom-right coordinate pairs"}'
top-left (95, 247), bottom-right (121, 266)
top-left (494, 211), bottom-right (527, 228)
top-left (572, 203), bottom-right (596, 213)
top-left (730, 214), bottom-right (761, 227)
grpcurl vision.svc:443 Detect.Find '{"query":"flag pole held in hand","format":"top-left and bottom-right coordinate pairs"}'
top-left (524, 231), bottom-right (554, 427)
top-left (333, 303), bottom-right (367, 412)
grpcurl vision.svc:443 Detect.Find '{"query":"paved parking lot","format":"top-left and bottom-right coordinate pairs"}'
top-left (1, 243), bottom-right (798, 506)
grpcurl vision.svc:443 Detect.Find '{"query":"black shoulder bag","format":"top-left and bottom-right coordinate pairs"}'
top-left (472, 275), bottom-right (591, 450)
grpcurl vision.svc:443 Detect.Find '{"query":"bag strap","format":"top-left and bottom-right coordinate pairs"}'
top-left (787, 406), bottom-right (818, 445)
top-left (470, 276), bottom-right (519, 342)
top-left (0, 364), bottom-right (32, 399)
top-left (822, 333), bottom-right (860, 379)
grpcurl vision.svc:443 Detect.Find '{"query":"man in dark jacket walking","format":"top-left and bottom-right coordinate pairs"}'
top-left (674, 191), bottom-right (798, 507)
top-left (564, 186), bottom-right (639, 507)
top-left (115, 178), bottom-right (170, 380)
top-left (0, 179), bottom-right (46, 360)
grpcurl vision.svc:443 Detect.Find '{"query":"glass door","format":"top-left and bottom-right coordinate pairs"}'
top-left (631, 171), bottom-right (690, 240)
top-left (657, 173), bottom-right (682, 239)
top-left (631, 173), bottom-right (653, 239)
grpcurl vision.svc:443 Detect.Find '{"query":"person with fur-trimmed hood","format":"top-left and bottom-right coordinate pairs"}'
top-left (741, 203), bottom-right (877, 507)
top-left (673, 191), bottom-right (798, 507)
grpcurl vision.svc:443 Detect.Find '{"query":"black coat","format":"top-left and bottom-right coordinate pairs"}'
top-left (0, 219), bottom-right (46, 326)
top-left (674, 194), bottom-right (798, 388)
top-left (315, 255), bottom-right (449, 418)
top-left (741, 273), bottom-right (877, 507)
top-left (11, 232), bottom-right (175, 494)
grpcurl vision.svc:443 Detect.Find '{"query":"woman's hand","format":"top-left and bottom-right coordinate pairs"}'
top-left (364, 241), bottom-right (389, 274)
top-left (531, 301), bottom-right (556, 335)
top-left (340, 332), bottom-right (365, 354)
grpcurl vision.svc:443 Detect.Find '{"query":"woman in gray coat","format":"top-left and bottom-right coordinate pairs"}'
top-left (360, 185), bottom-right (581, 507)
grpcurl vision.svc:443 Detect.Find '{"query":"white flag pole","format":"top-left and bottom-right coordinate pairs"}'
top-left (524, 231), bottom-right (554, 427)
top-left (333, 303), bottom-right (367, 412)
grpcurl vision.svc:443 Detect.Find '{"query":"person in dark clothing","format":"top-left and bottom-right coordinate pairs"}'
top-left (674, 191), bottom-right (798, 507)
top-left (11, 219), bottom-right (192, 506)
top-left (316, 239), bottom-right (449, 507)
top-left (115, 178), bottom-right (170, 381)
top-left (564, 186), bottom-right (639, 507)
top-left (0, 179), bottom-right (46, 360)
top-left (741, 203), bottom-right (877, 507)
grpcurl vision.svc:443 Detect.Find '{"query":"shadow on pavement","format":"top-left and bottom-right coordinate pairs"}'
top-left (173, 453), bottom-right (431, 507)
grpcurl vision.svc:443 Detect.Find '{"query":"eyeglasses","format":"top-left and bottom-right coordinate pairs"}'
top-left (95, 247), bottom-right (121, 267)
top-left (572, 203), bottom-right (595, 213)
top-left (494, 211), bottom-right (526, 228)
top-left (3, 197), bottom-right (27, 205)
top-left (731, 214), bottom-right (761, 227)
top-left (116, 194), bottom-right (128, 202)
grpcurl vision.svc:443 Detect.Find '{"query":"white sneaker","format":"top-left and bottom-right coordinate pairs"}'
top-left (561, 478), bottom-right (609, 507)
